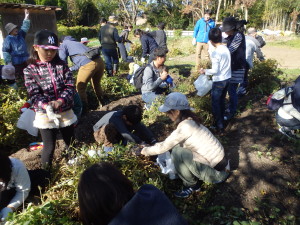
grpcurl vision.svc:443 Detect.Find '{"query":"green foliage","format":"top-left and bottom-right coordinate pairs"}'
top-left (267, 38), bottom-right (300, 49)
top-left (248, 59), bottom-right (282, 95)
top-left (57, 24), bottom-right (99, 41)
top-left (0, 86), bottom-right (28, 151)
top-left (76, 1), bottom-right (99, 26)
top-left (101, 76), bottom-right (136, 99)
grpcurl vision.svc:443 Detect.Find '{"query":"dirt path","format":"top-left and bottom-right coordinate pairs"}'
top-left (172, 45), bottom-right (300, 69)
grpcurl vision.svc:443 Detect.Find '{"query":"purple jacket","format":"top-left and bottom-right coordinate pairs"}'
top-left (24, 60), bottom-right (75, 113)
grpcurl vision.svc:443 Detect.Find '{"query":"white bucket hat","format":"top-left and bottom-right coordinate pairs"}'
top-left (159, 92), bottom-right (192, 113)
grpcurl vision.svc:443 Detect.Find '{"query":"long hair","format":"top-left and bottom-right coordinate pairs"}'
top-left (0, 153), bottom-right (12, 191)
top-left (78, 162), bottom-right (135, 225)
top-left (27, 47), bottom-right (62, 65)
top-left (170, 109), bottom-right (201, 126)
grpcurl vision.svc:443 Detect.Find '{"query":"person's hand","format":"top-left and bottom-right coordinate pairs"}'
top-left (46, 105), bottom-right (61, 126)
top-left (160, 70), bottom-right (168, 81)
top-left (141, 57), bottom-right (145, 63)
top-left (192, 38), bottom-right (196, 46)
top-left (199, 68), bottom-right (205, 74)
top-left (24, 9), bottom-right (29, 20)
top-left (49, 100), bottom-right (63, 110)
top-left (0, 207), bottom-right (13, 222)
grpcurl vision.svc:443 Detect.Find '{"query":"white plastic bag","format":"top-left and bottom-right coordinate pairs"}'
top-left (156, 151), bottom-right (177, 180)
top-left (194, 74), bottom-right (213, 96)
top-left (17, 109), bottom-right (38, 136)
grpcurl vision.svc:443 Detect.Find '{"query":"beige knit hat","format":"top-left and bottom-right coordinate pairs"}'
top-left (5, 23), bottom-right (18, 35)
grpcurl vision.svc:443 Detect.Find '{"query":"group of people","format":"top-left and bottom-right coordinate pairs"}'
top-left (1, 8), bottom-right (299, 225)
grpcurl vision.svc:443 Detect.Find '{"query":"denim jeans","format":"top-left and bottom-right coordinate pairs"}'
top-left (101, 48), bottom-right (119, 71)
top-left (212, 79), bottom-right (229, 129)
top-left (228, 82), bottom-right (239, 116)
top-left (142, 92), bottom-right (160, 108)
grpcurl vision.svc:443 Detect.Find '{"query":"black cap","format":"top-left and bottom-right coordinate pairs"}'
top-left (34, 30), bottom-right (59, 49)
top-left (221, 17), bottom-right (237, 32)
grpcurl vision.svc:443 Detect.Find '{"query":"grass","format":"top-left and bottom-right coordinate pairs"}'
top-left (267, 36), bottom-right (300, 48)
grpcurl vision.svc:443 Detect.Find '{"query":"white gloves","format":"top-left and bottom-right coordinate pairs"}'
top-left (46, 105), bottom-right (61, 126)
top-left (24, 9), bottom-right (29, 20)
top-left (0, 207), bottom-right (13, 222)
top-left (192, 38), bottom-right (196, 46)
top-left (141, 57), bottom-right (145, 63)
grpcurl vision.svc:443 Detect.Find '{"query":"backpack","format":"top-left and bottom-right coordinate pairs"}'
top-left (133, 64), bottom-right (153, 90)
top-left (266, 87), bottom-right (293, 111)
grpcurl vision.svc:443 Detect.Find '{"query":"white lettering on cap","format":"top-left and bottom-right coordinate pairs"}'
top-left (48, 36), bottom-right (55, 44)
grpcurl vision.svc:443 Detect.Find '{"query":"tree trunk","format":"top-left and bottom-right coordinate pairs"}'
top-left (216, 0), bottom-right (222, 24)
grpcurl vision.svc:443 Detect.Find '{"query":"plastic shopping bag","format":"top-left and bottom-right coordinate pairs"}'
top-left (17, 109), bottom-right (38, 136)
top-left (194, 74), bottom-right (213, 96)
top-left (156, 151), bottom-right (177, 180)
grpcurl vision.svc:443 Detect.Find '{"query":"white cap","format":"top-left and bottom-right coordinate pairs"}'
top-left (159, 92), bottom-right (192, 112)
top-left (1, 65), bottom-right (16, 80)
top-left (81, 37), bottom-right (89, 43)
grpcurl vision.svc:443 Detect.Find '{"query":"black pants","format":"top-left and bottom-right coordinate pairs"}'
top-left (39, 125), bottom-right (75, 168)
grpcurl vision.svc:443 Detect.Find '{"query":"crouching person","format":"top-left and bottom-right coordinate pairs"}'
top-left (93, 105), bottom-right (156, 152)
top-left (276, 75), bottom-right (300, 139)
top-left (141, 92), bottom-right (230, 198)
top-left (78, 162), bottom-right (187, 225)
top-left (0, 153), bottom-right (30, 222)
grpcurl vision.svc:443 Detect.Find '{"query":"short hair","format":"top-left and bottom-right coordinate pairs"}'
top-left (153, 47), bottom-right (167, 60)
top-left (204, 9), bottom-right (212, 15)
top-left (78, 162), bottom-right (134, 225)
top-left (99, 17), bottom-right (107, 24)
top-left (134, 28), bottom-right (146, 37)
top-left (247, 27), bottom-right (257, 34)
top-left (157, 22), bottom-right (166, 30)
top-left (208, 28), bottom-right (222, 43)
top-left (0, 153), bottom-right (12, 191)
top-left (123, 105), bottom-right (142, 125)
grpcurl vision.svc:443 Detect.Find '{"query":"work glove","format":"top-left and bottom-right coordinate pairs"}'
top-left (192, 38), bottom-right (196, 46)
top-left (24, 9), bottom-right (29, 20)
top-left (141, 57), bottom-right (145, 63)
top-left (46, 105), bottom-right (61, 126)
top-left (0, 207), bottom-right (13, 222)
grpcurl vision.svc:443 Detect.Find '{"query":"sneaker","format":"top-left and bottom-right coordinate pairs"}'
top-left (224, 113), bottom-right (234, 121)
top-left (279, 127), bottom-right (299, 139)
top-left (174, 183), bottom-right (201, 198)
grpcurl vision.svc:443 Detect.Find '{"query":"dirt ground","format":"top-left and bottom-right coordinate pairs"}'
top-left (11, 45), bottom-right (300, 222)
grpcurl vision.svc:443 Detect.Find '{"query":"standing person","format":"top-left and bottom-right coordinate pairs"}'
top-left (141, 47), bottom-right (171, 108)
top-left (237, 28), bottom-right (265, 96)
top-left (24, 30), bottom-right (77, 169)
top-left (98, 17), bottom-right (122, 76)
top-left (200, 28), bottom-right (231, 134)
top-left (141, 92), bottom-right (230, 198)
top-left (118, 25), bottom-right (134, 62)
top-left (221, 17), bottom-right (247, 120)
top-left (134, 29), bottom-right (158, 64)
top-left (59, 36), bottom-right (105, 113)
top-left (0, 153), bottom-right (31, 222)
top-left (150, 22), bottom-right (168, 52)
top-left (2, 9), bottom-right (30, 81)
top-left (193, 9), bottom-right (215, 69)
top-left (78, 162), bottom-right (188, 225)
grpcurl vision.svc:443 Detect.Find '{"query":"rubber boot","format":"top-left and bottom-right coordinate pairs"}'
top-left (113, 64), bottom-right (118, 76)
